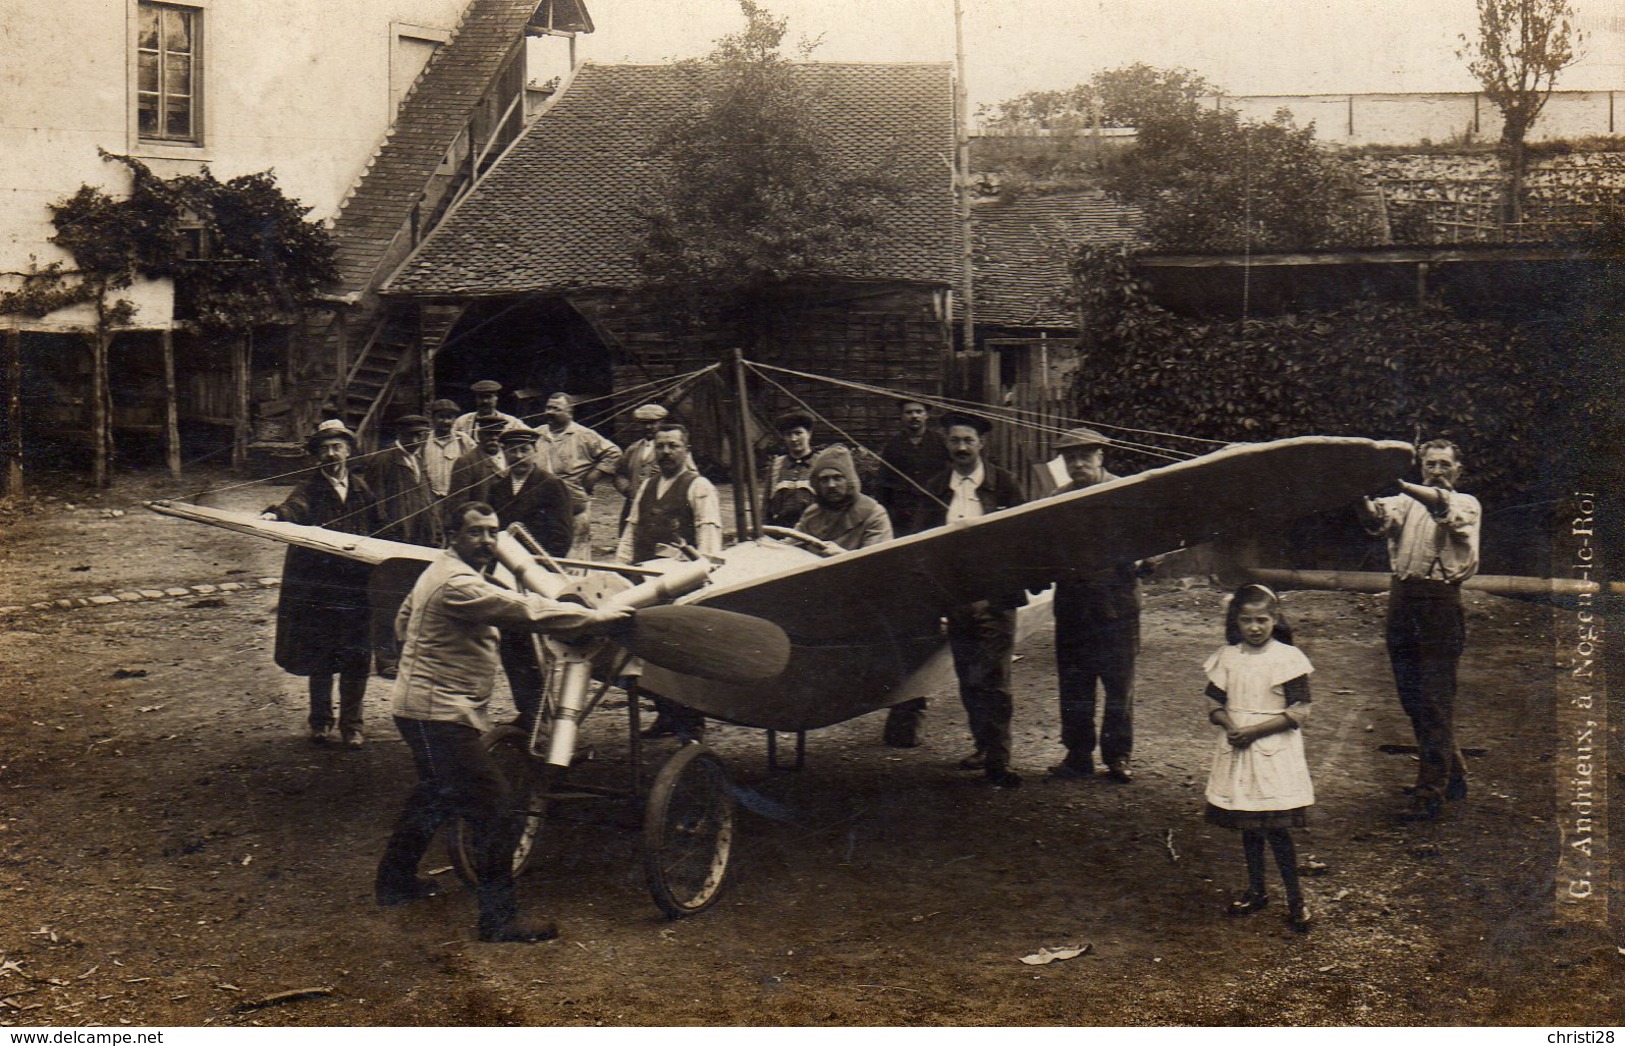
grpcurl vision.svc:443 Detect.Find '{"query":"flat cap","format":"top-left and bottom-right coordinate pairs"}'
top-left (498, 425), bottom-right (540, 445)
top-left (633, 403), bottom-right (669, 421)
top-left (469, 379), bottom-right (503, 394)
top-left (428, 398), bottom-right (462, 414)
top-left (393, 414), bottom-right (432, 430)
top-left (1054, 427), bottom-right (1111, 451)
top-left (774, 409), bottom-right (815, 432)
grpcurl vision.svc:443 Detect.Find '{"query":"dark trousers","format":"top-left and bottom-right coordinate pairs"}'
top-left (1386, 578), bottom-right (1468, 801)
top-left (377, 717), bottom-right (526, 934)
top-left (498, 630), bottom-right (545, 725)
top-left (308, 650), bottom-right (370, 730)
top-left (1054, 581), bottom-right (1138, 766)
top-left (947, 601), bottom-right (1017, 770)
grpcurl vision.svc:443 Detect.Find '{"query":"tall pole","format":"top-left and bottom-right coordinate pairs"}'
top-left (4, 326), bottom-right (22, 498)
top-left (732, 348), bottom-right (760, 541)
top-left (953, 0), bottom-right (975, 361)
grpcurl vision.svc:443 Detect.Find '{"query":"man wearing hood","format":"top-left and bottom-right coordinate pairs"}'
top-left (793, 445), bottom-right (893, 556)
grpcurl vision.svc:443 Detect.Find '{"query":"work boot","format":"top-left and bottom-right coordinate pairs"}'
top-left (882, 701), bottom-right (924, 748)
top-left (375, 877), bottom-right (445, 908)
top-left (478, 914), bottom-right (560, 943)
top-left (1047, 754), bottom-right (1094, 780)
top-left (1105, 756), bottom-right (1134, 783)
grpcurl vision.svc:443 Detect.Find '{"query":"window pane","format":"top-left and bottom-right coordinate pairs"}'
top-left (165, 52), bottom-right (190, 94)
top-left (138, 96), bottom-right (159, 136)
top-left (163, 7), bottom-right (192, 53)
top-left (166, 99), bottom-right (190, 138)
top-left (138, 52), bottom-right (158, 92)
top-left (138, 6), bottom-right (159, 50)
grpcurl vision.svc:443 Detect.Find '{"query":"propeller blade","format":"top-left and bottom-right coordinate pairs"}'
top-left (611, 605), bottom-right (791, 685)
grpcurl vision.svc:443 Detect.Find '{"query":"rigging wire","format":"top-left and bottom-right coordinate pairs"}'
top-left (745, 360), bottom-right (1196, 463)
top-left (746, 364), bottom-right (950, 514)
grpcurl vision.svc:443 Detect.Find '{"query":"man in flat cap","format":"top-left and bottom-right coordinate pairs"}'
top-left (447, 416), bottom-right (511, 519)
top-left (614, 403), bottom-right (671, 533)
top-left (451, 380), bottom-right (522, 444)
top-left (261, 420), bottom-right (383, 748)
top-left (537, 392), bottom-right (623, 559)
top-left (371, 415), bottom-right (440, 548)
top-left (762, 409), bottom-right (823, 529)
top-left (479, 425), bottom-right (576, 727)
top-left (908, 412), bottom-right (1026, 785)
top-left (423, 399), bottom-right (474, 501)
top-left (1048, 427), bottom-right (1142, 784)
top-left (875, 399), bottom-right (950, 538)
top-left (367, 414), bottom-right (443, 678)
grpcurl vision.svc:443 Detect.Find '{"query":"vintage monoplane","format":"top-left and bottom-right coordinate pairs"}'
top-left (149, 434), bottom-right (1413, 918)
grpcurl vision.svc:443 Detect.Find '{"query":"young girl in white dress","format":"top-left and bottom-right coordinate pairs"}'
top-left (1204, 584), bottom-right (1315, 931)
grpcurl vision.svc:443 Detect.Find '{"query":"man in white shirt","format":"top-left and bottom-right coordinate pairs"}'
top-left (450, 379), bottom-right (523, 443)
top-left (423, 399), bottom-right (474, 499)
top-left (537, 392), bottom-right (622, 558)
top-left (615, 423), bottom-right (722, 741)
top-left (376, 501), bottom-right (626, 942)
top-left (1359, 439), bottom-right (1482, 821)
top-left (911, 413), bottom-right (1026, 785)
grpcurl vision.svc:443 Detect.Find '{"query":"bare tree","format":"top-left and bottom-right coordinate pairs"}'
top-left (1459, 0), bottom-right (1581, 225)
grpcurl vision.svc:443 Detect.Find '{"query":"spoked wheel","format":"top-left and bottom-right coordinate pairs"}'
top-left (643, 743), bottom-right (735, 919)
top-left (446, 725), bottom-right (550, 887)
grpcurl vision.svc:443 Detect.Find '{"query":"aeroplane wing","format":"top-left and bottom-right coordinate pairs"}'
top-left (688, 436), bottom-right (1414, 642)
top-left (146, 500), bottom-right (441, 566)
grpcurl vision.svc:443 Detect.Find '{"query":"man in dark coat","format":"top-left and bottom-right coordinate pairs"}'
top-left (874, 399), bottom-right (949, 537)
top-left (370, 414), bottom-right (441, 547)
top-left (478, 425), bottom-right (575, 726)
top-left (905, 412), bottom-right (1026, 786)
top-left (445, 416), bottom-right (509, 524)
top-left (1047, 427), bottom-right (1142, 784)
top-left (261, 420), bottom-right (384, 748)
top-left (367, 414), bottom-right (442, 679)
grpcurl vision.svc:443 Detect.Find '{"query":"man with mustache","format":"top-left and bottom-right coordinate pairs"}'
top-left (376, 501), bottom-right (628, 942)
top-left (1359, 439), bottom-right (1481, 822)
top-left (261, 420), bottom-right (384, 748)
top-left (914, 412), bottom-right (1026, 788)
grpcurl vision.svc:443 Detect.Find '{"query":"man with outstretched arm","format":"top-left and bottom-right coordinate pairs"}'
top-left (1358, 439), bottom-right (1481, 822)
top-left (375, 501), bottom-right (627, 943)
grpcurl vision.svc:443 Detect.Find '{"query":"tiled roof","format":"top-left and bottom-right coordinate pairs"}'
top-left (972, 191), bottom-right (1143, 328)
top-left (385, 62), bottom-right (960, 296)
top-left (331, 0), bottom-right (540, 294)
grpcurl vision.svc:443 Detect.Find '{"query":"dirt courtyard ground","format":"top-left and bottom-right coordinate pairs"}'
top-left (0, 467), bottom-right (1620, 1027)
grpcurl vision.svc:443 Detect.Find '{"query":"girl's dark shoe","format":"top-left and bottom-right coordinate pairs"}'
top-left (1227, 891), bottom-right (1269, 916)
top-left (1288, 900), bottom-right (1313, 932)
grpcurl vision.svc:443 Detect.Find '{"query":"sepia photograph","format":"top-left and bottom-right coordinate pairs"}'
top-left (0, 0), bottom-right (1619, 1030)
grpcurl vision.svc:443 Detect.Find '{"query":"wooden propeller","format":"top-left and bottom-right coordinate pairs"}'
top-left (607, 605), bottom-right (791, 685)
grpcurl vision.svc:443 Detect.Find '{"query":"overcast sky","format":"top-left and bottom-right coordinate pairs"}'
top-left (542, 0), bottom-right (1622, 111)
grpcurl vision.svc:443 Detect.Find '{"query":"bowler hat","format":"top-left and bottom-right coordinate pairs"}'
top-left (1054, 426), bottom-right (1110, 451)
top-left (939, 411), bottom-right (992, 435)
top-left (470, 379), bottom-right (503, 394)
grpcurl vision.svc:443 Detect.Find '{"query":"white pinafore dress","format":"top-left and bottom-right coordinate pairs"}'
top-left (1203, 640), bottom-right (1315, 829)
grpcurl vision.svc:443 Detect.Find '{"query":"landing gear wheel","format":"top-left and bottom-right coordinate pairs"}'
top-left (446, 725), bottom-right (549, 887)
top-left (643, 743), bottom-right (735, 918)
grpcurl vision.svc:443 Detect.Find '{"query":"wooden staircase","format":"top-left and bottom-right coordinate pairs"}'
top-left (257, 0), bottom-right (543, 450)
